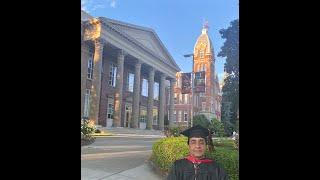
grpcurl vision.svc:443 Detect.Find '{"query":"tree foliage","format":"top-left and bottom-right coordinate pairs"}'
top-left (210, 118), bottom-right (225, 137)
top-left (218, 19), bottom-right (239, 136)
top-left (192, 114), bottom-right (210, 128)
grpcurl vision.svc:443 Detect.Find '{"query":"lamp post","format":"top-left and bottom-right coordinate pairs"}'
top-left (184, 53), bottom-right (194, 127)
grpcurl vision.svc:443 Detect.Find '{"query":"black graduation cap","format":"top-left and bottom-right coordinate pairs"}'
top-left (180, 125), bottom-right (209, 139)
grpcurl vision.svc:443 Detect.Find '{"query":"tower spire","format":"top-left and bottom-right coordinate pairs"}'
top-left (203, 20), bottom-right (209, 29)
top-left (202, 20), bottom-right (209, 34)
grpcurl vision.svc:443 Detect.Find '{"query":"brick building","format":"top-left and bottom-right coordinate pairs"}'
top-left (81, 11), bottom-right (180, 130)
top-left (173, 23), bottom-right (222, 127)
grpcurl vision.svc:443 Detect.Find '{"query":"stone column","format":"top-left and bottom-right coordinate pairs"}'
top-left (131, 61), bottom-right (142, 128)
top-left (169, 78), bottom-right (176, 128)
top-left (158, 73), bottom-right (166, 130)
top-left (90, 38), bottom-right (104, 125)
top-left (113, 50), bottom-right (125, 127)
top-left (146, 68), bottom-right (155, 130)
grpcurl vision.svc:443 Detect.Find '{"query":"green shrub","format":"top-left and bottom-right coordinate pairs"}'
top-left (206, 147), bottom-right (239, 180)
top-left (151, 137), bottom-right (239, 180)
top-left (164, 125), bottom-right (187, 137)
top-left (213, 138), bottom-right (234, 149)
top-left (151, 137), bottom-right (189, 170)
top-left (170, 127), bottom-right (180, 137)
top-left (81, 118), bottom-right (96, 139)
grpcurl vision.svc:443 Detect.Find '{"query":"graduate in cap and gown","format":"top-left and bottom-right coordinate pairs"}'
top-left (167, 125), bottom-right (228, 180)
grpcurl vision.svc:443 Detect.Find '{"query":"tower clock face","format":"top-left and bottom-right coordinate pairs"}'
top-left (196, 43), bottom-right (206, 51)
top-left (200, 42), bottom-right (206, 49)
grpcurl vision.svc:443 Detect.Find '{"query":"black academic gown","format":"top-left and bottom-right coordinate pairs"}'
top-left (167, 158), bottom-right (228, 180)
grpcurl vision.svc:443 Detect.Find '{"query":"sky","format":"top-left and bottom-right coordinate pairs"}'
top-left (81, 0), bottom-right (239, 83)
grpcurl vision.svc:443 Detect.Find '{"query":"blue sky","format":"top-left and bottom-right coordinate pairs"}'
top-left (82, 0), bottom-right (239, 83)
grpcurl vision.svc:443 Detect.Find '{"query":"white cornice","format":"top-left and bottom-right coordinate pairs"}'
top-left (100, 24), bottom-right (177, 79)
top-left (98, 17), bottom-right (180, 72)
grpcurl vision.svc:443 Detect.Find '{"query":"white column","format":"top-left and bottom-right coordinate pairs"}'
top-left (147, 68), bottom-right (155, 130)
top-left (158, 73), bottom-right (166, 130)
top-left (90, 38), bottom-right (104, 125)
top-left (169, 78), bottom-right (176, 128)
top-left (113, 50), bottom-right (125, 127)
top-left (131, 61), bottom-right (142, 128)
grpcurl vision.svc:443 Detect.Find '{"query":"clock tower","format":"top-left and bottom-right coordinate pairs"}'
top-left (193, 21), bottom-right (221, 120)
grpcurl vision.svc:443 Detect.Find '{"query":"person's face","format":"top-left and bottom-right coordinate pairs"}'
top-left (188, 137), bottom-right (206, 158)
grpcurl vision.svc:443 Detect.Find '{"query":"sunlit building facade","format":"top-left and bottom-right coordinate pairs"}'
top-left (81, 11), bottom-right (180, 130)
top-left (173, 23), bottom-right (222, 127)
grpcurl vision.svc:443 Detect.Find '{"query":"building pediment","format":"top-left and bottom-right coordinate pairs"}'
top-left (99, 17), bottom-right (180, 71)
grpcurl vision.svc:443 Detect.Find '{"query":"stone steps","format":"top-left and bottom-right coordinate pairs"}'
top-left (99, 127), bottom-right (165, 136)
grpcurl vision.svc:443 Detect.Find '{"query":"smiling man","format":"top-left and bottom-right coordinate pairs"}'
top-left (167, 125), bottom-right (228, 180)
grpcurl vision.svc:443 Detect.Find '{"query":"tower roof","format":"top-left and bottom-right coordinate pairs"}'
top-left (193, 21), bottom-right (213, 55)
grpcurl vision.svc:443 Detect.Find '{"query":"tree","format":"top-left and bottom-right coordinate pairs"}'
top-left (210, 118), bottom-right (225, 137)
top-left (164, 114), bottom-right (169, 126)
top-left (218, 19), bottom-right (239, 136)
top-left (193, 114), bottom-right (210, 128)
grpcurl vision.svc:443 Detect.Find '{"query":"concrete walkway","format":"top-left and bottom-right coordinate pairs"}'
top-left (82, 127), bottom-right (166, 180)
top-left (81, 162), bottom-right (163, 180)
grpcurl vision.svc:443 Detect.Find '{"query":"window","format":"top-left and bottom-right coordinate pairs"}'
top-left (140, 109), bottom-right (147, 123)
top-left (173, 111), bottom-right (176, 122)
top-left (178, 111), bottom-right (182, 122)
top-left (109, 63), bottom-right (117, 87)
top-left (153, 108), bottom-right (158, 125)
top-left (195, 71), bottom-right (205, 85)
top-left (87, 56), bottom-right (94, 79)
top-left (200, 50), bottom-right (204, 58)
top-left (127, 73), bottom-right (134, 92)
top-left (184, 111), bottom-right (188, 122)
top-left (199, 64), bottom-right (206, 72)
top-left (174, 93), bottom-right (178, 104)
top-left (179, 94), bottom-right (182, 104)
top-left (154, 82), bottom-right (159, 100)
top-left (202, 102), bottom-right (206, 111)
top-left (107, 102), bottom-right (114, 119)
top-left (142, 79), bottom-right (148, 96)
top-left (184, 94), bottom-right (188, 104)
top-left (83, 89), bottom-right (91, 118)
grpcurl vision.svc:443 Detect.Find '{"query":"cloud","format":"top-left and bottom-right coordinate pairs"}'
top-left (110, 0), bottom-right (116, 8)
top-left (81, 0), bottom-right (91, 12)
top-left (81, 0), bottom-right (109, 12)
top-left (92, 4), bottom-right (105, 11)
